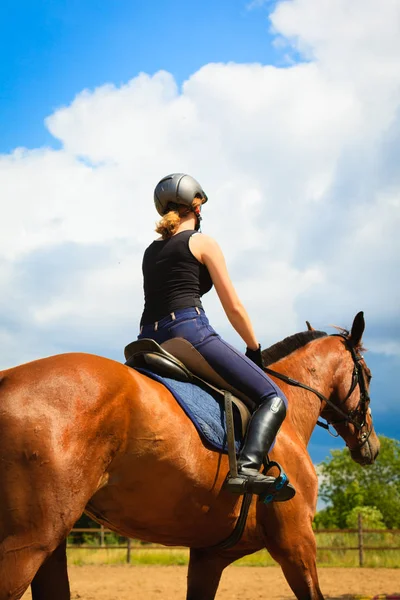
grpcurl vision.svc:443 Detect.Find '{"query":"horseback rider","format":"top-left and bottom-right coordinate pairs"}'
top-left (138, 173), bottom-right (295, 502)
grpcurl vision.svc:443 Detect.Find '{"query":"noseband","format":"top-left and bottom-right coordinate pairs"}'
top-left (264, 334), bottom-right (373, 450)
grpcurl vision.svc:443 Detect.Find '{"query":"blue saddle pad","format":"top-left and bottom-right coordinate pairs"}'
top-left (136, 368), bottom-right (244, 453)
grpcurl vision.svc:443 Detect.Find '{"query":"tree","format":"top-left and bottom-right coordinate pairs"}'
top-left (345, 506), bottom-right (386, 529)
top-left (315, 436), bottom-right (400, 529)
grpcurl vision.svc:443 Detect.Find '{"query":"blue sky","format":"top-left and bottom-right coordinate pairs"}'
top-left (1, 0), bottom-right (282, 152)
top-left (1, 0), bottom-right (399, 470)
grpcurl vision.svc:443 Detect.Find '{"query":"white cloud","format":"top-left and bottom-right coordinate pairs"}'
top-left (371, 341), bottom-right (400, 358)
top-left (0, 0), bottom-right (399, 372)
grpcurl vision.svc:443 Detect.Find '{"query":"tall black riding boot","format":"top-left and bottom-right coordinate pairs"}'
top-left (225, 396), bottom-right (295, 502)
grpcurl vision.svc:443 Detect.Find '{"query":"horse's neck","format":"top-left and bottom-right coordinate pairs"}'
top-left (273, 338), bottom-right (337, 447)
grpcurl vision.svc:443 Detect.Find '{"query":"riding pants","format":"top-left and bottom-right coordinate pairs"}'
top-left (138, 307), bottom-right (288, 409)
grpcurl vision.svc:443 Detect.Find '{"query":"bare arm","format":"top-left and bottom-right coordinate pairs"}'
top-left (189, 234), bottom-right (259, 350)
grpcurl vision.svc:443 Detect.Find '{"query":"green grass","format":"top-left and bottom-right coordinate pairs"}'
top-left (66, 547), bottom-right (279, 567)
top-left (66, 531), bottom-right (400, 567)
top-left (315, 531), bottom-right (400, 568)
top-left (67, 548), bottom-right (190, 566)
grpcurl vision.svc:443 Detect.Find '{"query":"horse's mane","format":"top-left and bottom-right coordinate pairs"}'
top-left (262, 330), bottom-right (327, 366)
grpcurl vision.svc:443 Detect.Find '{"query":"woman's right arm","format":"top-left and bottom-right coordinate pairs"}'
top-left (190, 234), bottom-right (260, 351)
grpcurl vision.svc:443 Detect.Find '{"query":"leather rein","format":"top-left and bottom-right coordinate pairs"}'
top-left (264, 334), bottom-right (373, 450)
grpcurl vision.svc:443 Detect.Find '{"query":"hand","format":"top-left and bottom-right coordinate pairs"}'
top-left (245, 344), bottom-right (264, 369)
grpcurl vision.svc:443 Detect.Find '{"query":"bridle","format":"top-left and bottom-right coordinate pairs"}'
top-left (264, 334), bottom-right (373, 450)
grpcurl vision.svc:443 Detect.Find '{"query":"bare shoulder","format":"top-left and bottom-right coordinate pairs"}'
top-left (189, 233), bottom-right (225, 267)
top-left (190, 233), bottom-right (220, 253)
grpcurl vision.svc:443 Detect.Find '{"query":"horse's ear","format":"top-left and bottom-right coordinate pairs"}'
top-left (350, 312), bottom-right (365, 347)
top-left (306, 321), bottom-right (315, 331)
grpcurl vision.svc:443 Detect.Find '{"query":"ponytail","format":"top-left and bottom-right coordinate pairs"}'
top-left (155, 209), bottom-right (181, 239)
top-left (155, 197), bottom-right (204, 240)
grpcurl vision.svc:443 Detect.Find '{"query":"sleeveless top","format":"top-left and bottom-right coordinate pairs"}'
top-left (140, 230), bottom-right (213, 326)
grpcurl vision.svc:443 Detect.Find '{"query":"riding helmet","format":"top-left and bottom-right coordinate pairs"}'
top-left (154, 173), bottom-right (208, 216)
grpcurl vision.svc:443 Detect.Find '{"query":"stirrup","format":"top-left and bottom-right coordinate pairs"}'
top-left (258, 460), bottom-right (295, 504)
top-left (225, 460), bottom-right (295, 502)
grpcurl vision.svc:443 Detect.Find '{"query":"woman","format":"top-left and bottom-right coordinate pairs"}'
top-left (138, 173), bottom-right (295, 502)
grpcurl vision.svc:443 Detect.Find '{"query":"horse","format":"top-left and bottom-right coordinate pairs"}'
top-left (0, 311), bottom-right (379, 600)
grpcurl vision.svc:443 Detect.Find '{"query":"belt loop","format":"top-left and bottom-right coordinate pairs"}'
top-left (195, 307), bottom-right (200, 315)
top-left (154, 321), bottom-right (158, 331)
top-left (171, 311), bottom-right (176, 321)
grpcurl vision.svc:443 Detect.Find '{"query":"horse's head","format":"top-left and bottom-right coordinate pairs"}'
top-left (321, 312), bottom-right (380, 465)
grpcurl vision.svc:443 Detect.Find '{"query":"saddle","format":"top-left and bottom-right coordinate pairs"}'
top-left (124, 338), bottom-right (254, 437)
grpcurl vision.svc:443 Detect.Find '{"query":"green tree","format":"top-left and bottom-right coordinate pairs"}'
top-left (315, 436), bottom-right (400, 529)
top-left (345, 506), bottom-right (386, 529)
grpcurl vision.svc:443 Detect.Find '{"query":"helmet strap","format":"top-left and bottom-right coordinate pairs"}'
top-left (166, 203), bottom-right (202, 230)
top-left (193, 206), bottom-right (202, 232)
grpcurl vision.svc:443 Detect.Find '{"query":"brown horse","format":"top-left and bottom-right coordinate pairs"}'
top-left (0, 312), bottom-right (379, 600)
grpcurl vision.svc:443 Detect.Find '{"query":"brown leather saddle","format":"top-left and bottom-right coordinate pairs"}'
top-left (124, 337), bottom-right (254, 436)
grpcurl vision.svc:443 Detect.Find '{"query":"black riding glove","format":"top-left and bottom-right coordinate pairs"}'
top-left (245, 345), bottom-right (264, 369)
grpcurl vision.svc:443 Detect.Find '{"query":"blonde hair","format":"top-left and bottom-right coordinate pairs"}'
top-left (155, 197), bottom-right (204, 240)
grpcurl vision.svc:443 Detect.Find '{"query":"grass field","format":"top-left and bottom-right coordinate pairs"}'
top-left (67, 530), bottom-right (400, 568)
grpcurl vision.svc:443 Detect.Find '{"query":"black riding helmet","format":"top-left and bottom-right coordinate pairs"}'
top-left (154, 173), bottom-right (208, 216)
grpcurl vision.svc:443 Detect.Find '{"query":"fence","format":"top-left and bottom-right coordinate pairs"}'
top-left (67, 529), bottom-right (180, 564)
top-left (68, 515), bottom-right (400, 567)
top-left (316, 514), bottom-right (400, 567)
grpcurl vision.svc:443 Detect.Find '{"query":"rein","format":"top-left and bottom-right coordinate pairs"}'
top-left (264, 334), bottom-right (372, 448)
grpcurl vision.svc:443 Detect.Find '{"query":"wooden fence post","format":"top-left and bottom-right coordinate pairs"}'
top-left (127, 538), bottom-right (131, 564)
top-left (358, 512), bottom-right (364, 567)
top-left (100, 525), bottom-right (105, 548)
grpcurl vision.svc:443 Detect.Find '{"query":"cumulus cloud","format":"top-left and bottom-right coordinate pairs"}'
top-left (0, 0), bottom-right (399, 378)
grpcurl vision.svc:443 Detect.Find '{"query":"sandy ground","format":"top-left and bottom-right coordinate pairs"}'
top-left (21, 566), bottom-right (400, 599)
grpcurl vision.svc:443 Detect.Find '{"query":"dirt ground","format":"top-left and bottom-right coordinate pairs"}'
top-left (21, 566), bottom-right (400, 599)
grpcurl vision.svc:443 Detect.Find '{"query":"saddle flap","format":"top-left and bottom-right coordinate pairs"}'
top-left (161, 338), bottom-right (257, 412)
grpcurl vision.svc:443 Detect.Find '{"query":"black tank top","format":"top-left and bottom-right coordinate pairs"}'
top-left (140, 230), bottom-right (213, 325)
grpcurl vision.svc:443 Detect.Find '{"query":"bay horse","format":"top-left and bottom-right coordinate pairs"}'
top-left (0, 312), bottom-right (379, 600)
